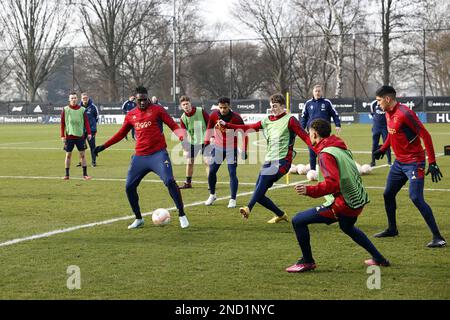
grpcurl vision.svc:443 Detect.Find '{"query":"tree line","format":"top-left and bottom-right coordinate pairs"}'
top-left (0, 0), bottom-right (449, 104)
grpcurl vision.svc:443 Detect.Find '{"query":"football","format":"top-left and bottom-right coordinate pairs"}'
top-left (152, 208), bottom-right (171, 226)
top-left (306, 169), bottom-right (318, 181)
top-left (297, 164), bottom-right (307, 175)
top-left (361, 164), bottom-right (372, 175)
top-left (289, 164), bottom-right (298, 174)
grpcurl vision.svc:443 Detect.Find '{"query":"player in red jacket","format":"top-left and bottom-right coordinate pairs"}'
top-left (203, 97), bottom-right (248, 208)
top-left (94, 86), bottom-right (189, 230)
top-left (287, 119), bottom-right (389, 273)
top-left (373, 85), bottom-right (445, 248)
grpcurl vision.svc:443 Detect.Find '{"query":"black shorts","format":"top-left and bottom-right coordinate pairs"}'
top-left (64, 138), bottom-right (87, 152)
top-left (187, 144), bottom-right (205, 159)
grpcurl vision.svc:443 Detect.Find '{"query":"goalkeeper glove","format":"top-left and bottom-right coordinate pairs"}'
top-left (241, 151), bottom-right (248, 160)
top-left (426, 162), bottom-right (443, 183)
top-left (373, 145), bottom-right (385, 160)
top-left (94, 145), bottom-right (105, 156)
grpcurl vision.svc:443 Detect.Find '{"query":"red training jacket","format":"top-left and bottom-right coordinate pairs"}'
top-left (204, 110), bottom-right (248, 151)
top-left (103, 104), bottom-right (183, 156)
top-left (380, 102), bottom-right (435, 164)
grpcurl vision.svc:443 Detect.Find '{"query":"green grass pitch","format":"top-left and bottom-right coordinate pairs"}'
top-left (0, 123), bottom-right (448, 299)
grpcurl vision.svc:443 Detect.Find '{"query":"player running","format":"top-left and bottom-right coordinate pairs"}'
top-left (287, 119), bottom-right (390, 273)
top-left (372, 85), bottom-right (446, 248)
top-left (203, 97), bottom-right (248, 208)
top-left (218, 93), bottom-right (311, 223)
top-left (94, 86), bottom-right (189, 230)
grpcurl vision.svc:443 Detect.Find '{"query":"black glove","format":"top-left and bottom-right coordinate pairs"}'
top-left (373, 145), bottom-right (385, 160)
top-left (94, 145), bottom-right (105, 156)
top-left (426, 162), bottom-right (443, 183)
top-left (241, 151), bottom-right (248, 160)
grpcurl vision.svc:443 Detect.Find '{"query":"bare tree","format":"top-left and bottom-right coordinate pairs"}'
top-left (121, 18), bottom-right (172, 96)
top-left (376, 0), bottom-right (428, 86)
top-left (0, 0), bottom-right (70, 102)
top-left (79, 0), bottom-right (159, 102)
top-left (232, 0), bottom-right (300, 95)
top-left (189, 44), bottom-right (229, 98)
top-left (189, 42), bottom-right (265, 99)
top-left (231, 42), bottom-right (267, 99)
top-left (420, 0), bottom-right (450, 95)
top-left (294, 0), bottom-right (364, 98)
top-left (174, 0), bottom-right (215, 97)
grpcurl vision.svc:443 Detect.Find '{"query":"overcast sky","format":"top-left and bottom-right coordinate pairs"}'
top-left (198, 0), bottom-right (257, 40)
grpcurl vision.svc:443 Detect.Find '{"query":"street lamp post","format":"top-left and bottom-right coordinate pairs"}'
top-left (172, 0), bottom-right (177, 104)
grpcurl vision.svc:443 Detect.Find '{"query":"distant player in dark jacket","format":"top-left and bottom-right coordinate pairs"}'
top-left (372, 85), bottom-right (446, 248)
top-left (95, 86), bottom-right (190, 230)
top-left (286, 119), bottom-right (390, 273)
top-left (122, 95), bottom-right (137, 140)
top-left (300, 85), bottom-right (341, 171)
top-left (369, 99), bottom-right (391, 167)
top-left (80, 93), bottom-right (99, 167)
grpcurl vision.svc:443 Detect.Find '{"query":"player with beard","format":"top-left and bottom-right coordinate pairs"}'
top-left (94, 86), bottom-right (189, 229)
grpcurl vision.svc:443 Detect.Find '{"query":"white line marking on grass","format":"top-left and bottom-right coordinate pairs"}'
top-left (0, 147), bottom-right (135, 151)
top-left (365, 186), bottom-right (450, 192)
top-left (0, 175), bottom-right (267, 186)
top-left (0, 180), bottom-right (305, 248)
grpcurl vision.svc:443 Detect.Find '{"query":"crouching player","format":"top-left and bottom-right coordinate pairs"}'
top-left (94, 86), bottom-right (189, 230)
top-left (286, 119), bottom-right (389, 273)
top-left (219, 93), bottom-right (311, 223)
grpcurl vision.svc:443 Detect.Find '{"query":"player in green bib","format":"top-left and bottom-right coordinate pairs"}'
top-left (219, 93), bottom-right (311, 223)
top-left (178, 95), bottom-right (210, 189)
top-left (286, 119), bottom-right (389, 273)
top-left (60, 92), bottom-right (92, 180)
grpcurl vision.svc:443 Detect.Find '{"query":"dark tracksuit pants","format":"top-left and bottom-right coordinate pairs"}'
top-left (125, 150), bottom-right (185, 219)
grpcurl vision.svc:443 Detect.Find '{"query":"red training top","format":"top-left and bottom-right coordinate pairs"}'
top-left (103, 104), bottom-right (183, 156)
top-left (204, 110), bottom-right (248, 151)
top-left (380, 102), bottom-right (435, 164)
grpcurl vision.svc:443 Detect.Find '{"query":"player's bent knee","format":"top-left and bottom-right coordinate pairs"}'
top-left (164, 178), bottom-right (177, 187)
top-left (409, 194), bottom-right (424, 206)
top-left (292, 213), bottom-right (306, 227)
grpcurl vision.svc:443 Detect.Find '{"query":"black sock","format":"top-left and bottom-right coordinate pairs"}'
top-left (186, 176), bottom-right (192, 184)
top-left (82, 166), bottom-right (87, 176)
top-left (135, 212), bottom-right (142, 219)
top-left (65, 168), bottom-right (69, 176)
